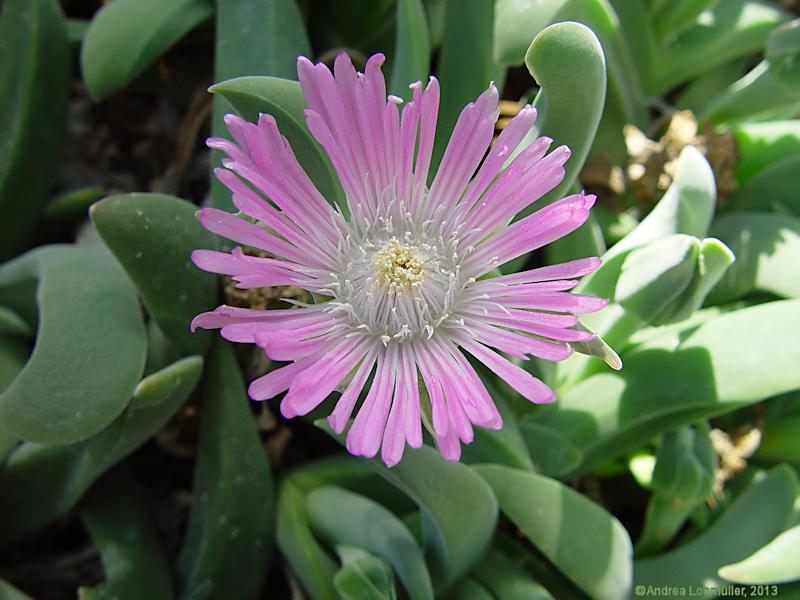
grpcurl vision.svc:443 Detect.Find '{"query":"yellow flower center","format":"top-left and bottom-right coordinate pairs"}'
top-left (373, 239), bottom-right (425, 289)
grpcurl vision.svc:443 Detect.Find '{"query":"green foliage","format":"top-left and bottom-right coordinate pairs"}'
top-left (0, 357), bottom-right (202, 546)
top-left (0, 246), bottom-right (147, 444)
top-left (333, 546), bottom-right (398, 600)
top-left (524, 21), bottom-right (607, 208)
top-left (433, 0), bottom-right (499, 171)
top-left (79, 467), bottom-right (174, 600)
top-left (91, 193), bottom-right (218, 355)
top-left (0, 0), bottom-right (69, 260)
top-left (177, 341), bottom-right (274, 600)
top-left (636, 423), bottom-right (716, 555)
top-left (4, 1), bottom-right (800, 598)
top-left (322, 424), bottom-right (498, 590)
top-left (635, 466), bottom-right (798, 590)
top-left (718, 525), bottom-right (800, 585)
top-left (81, 0), bottom-right (213, 100)
top-left (306, 486), bottom-right (433, 600)
top-left (210, 0), bottom-right (310, 209)
top-left (476, 465), bottom-right (633, 600)
top-left (390, 0), bottom-right (431, 100)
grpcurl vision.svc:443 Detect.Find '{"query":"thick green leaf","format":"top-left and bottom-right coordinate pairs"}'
top-left (534, 299), bottom-right (800, 474)
top-left (523, 21), bottom-right (607, 209)
top-left (579, 145), bottom-right (716, 299)
top-left (80, 0), bottom-right (212, 100)
top-left (709, 212), bottom-right (800, 303)
top-left (615, 234), bottom-right (699, 322)
top-left (277, 480), bottom-right (339, 600)
top-left (635, 466), bottom-right (797, 591)
top-left (677, 58), bottom-right (748, 113)
top-left (0, 306), bottom-right (30, 338)
top-left (210, 0), bottom-right (311, 209)
top-left (91, 193), bottom-right (218, 355)
top-left (616, 235), bottom-right (733, 325)
top-left (178, 341), bottom-right (273, 600)
top-left (307, 486), bottom-right (433, 600)
top-left (757, 414), bottom-right (800, 464)
top-left (433, 0), bottom-right (500, 172)
top-left (651, 0), bottom-right (719, 40)
top-left (389, 0), bottom-right (431, 100)
top-left (471, 548), bottom-right (554, 600)
top-left (718, 68), bottom-right (800, 125)
top-left (0, 0), bottom-right (69, 259)
top-left (556, 146), bottom-right (715, 383)
top-left (652, 0), bottom-right (789, 94)
top-left (79, 467), bottom-right (173, 600)
top-left (636, 423), bottom-right (715, 555)
top-left (495, 0), bottom-right (644, 131)
top-left (729, 154), bottom-right (800, 214)
top-left (321, 424), bottom-right (497, 589)
top-left (0, 356), bottom-right (202, 547)
top-left (475, 465), bottom-right (632, 600)
top-left (518, 421), bottom-right (583, 477)
top-left (333, 547), bottom-right (398, 600)
top-left (210, 76), bottom-right (345, 210)
top-left (705, 39), bottom-right (800, 124)
top-left (768, 18), bottom-right (800, 89)
top-left (718, 524), bottom-right (800, 584)
top-left (734, 120), bottom-right (800, 184)
top-left (607, 0), bottom-right (656, 89)
top-left (0, 246), bottom-right (147, 444)
top-left (443, 578), bottom-right (493, 600)
top-left (0, 579), bottom-right (34, 600)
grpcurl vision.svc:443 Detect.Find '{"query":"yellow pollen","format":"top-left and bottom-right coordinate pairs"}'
top-left (373, 239), bottom-right (425, 289)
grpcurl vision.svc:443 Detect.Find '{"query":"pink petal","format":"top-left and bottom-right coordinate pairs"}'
top-left (458, 337), bottom-right (555, 405)
top-left (328, 348), bottom-right (379, 434)
top-left (467, 192), bottom-right (596, 274)
top-left (280, 336), bottom-right (371, 417)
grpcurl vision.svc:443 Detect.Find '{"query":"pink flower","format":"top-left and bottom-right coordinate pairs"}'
top-left (192, 53), bottom-right (606, 466)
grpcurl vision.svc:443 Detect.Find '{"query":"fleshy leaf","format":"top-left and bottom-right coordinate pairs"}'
top-left (718, 525), bottom-right (800, 585)
top-left (708, 212), bottom-right (800, 303)
top-left (634, 466), bottom-right (797, 590)
top-left (0, 579), bottom-right (34, 600)
top-left (210, 0), bottom-right (311, 209)
top-left (320, 423), bottom-right (497, 589)
top-left (0, 356), bottom-right (202, 547)
top-left (306, 486), bottom-right (433, 600)
top-left (389, 0), bottom-right (431, 100)
top-left (533, 299), bottom-right (800, 474)
top-left (651, 0), bottom-right (789, 94)
top-left (79, 466), bottom-right (174, 600)
top-left (734, 120), bottom-right (800, 184)
top-left (0, 246), bottom-right (147, 444)
top-left (91, 193), bottom-right (218, 355)
top-left (277, 480), bottom-right (339, 600)
top-left (80, 0), bottom-right (212, 100)
top-left (475, 464), bottom-right (632, 600)
top-left (178, 341), bottom-right (273, 600)
top-left (471, 547), bottom-right (554, 599)
top-left (636, 423), bottom-right (716, 556)
top-left (0, 0), bottom-right (69, 259)
top-left (522, 21), bottom-right (607, 210)
top-left (333, 546), bottom-right (398, 600)
top-left (729, 154), bottom-right (800, 214)
top-left (518, 421), bottom-right (584, 477)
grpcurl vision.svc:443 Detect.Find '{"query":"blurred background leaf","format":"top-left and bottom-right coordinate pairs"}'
top-left (0, 0), bottom-right (69, 260)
